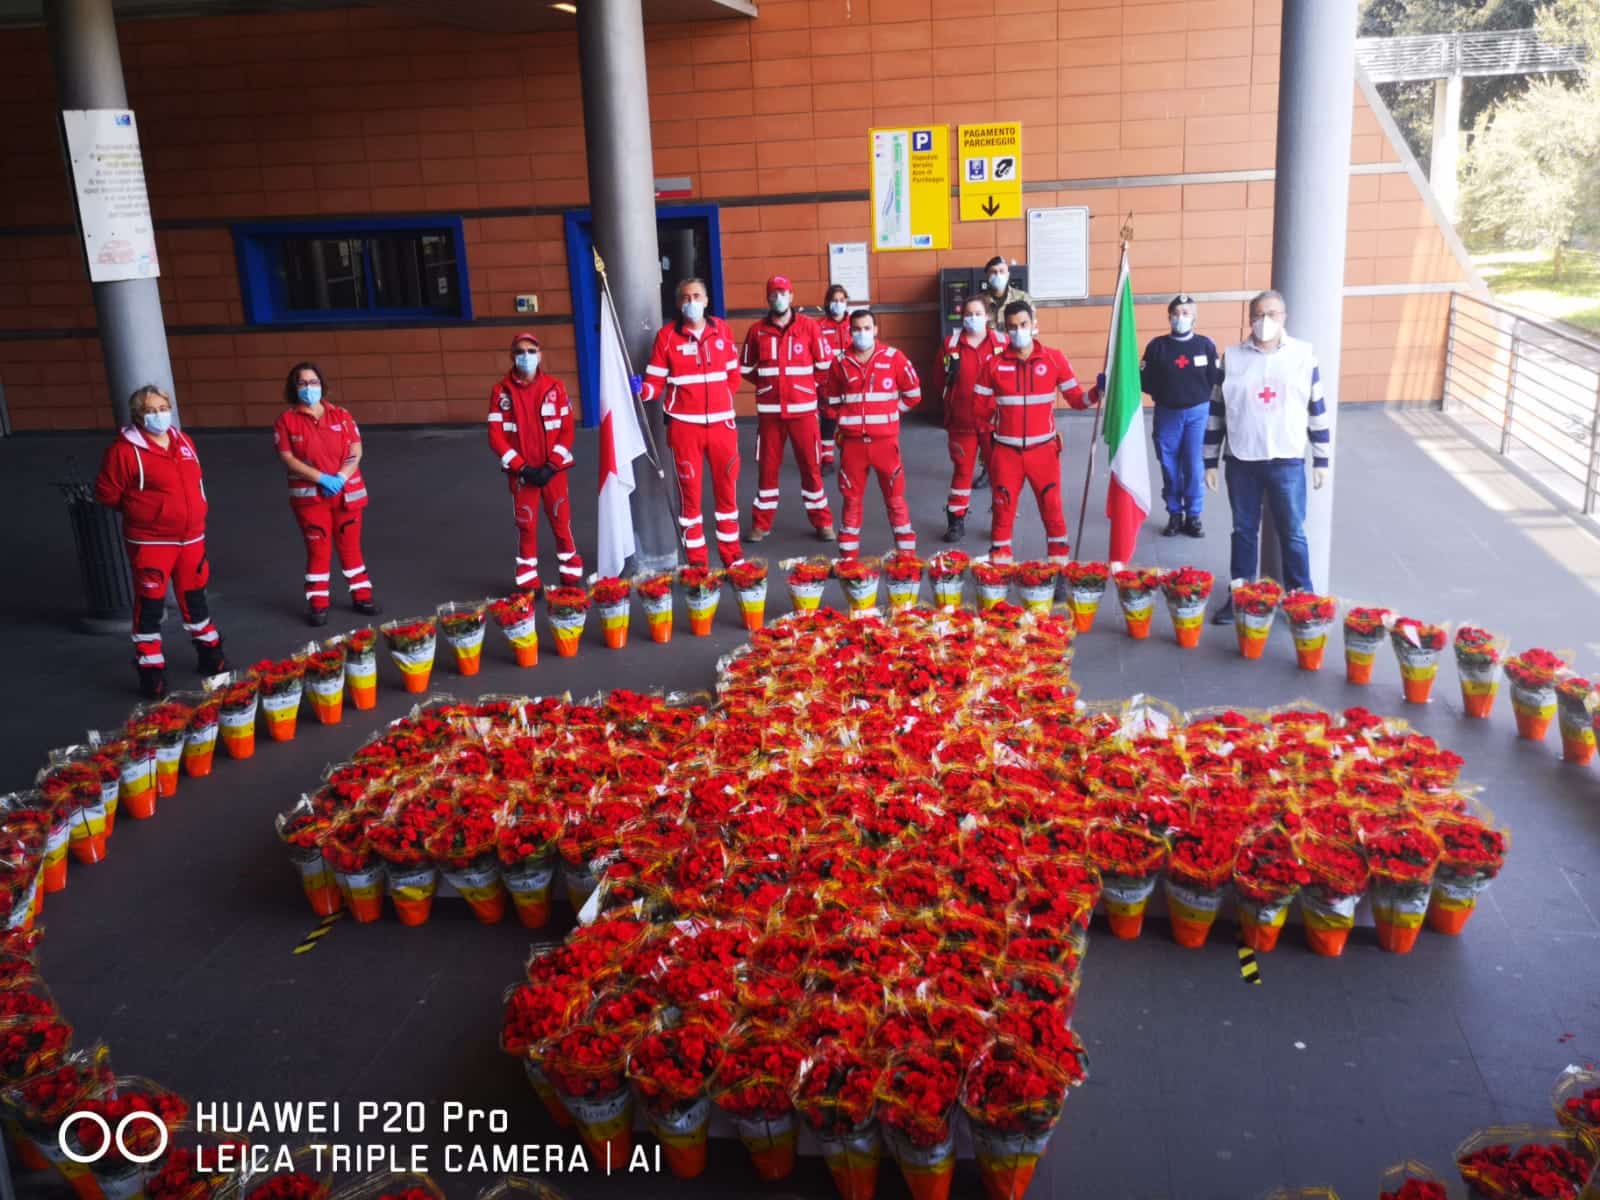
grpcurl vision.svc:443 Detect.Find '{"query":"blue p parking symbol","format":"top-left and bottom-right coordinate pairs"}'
top-left (912, 130), bottom-right (932, 152)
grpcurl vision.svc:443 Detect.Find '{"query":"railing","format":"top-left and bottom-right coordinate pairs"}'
top-left (1356, 30), bottom-right (1587, 83)
top-left (1442, 291), bottom-right (1600, 515)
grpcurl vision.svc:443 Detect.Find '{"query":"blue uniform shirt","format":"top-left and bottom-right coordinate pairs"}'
top-left (1140, 333), bottom-right (1223, 409)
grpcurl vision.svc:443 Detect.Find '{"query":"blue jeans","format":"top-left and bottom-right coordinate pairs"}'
top-left (1225, 457), bottom-right (1311, 590)
top-left (1152, 404), bottom-right (1208, 516)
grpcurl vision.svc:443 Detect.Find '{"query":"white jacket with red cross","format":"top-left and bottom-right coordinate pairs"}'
top-left (639, 316), bottom-right (740, 423)
top-left (822, 344), bottom-right (922, 438)
top-left (487, 370), bottom-right (576, 483)
top-left (740, 312), bottom-right (829, 417)
top-left (976, 341), bottom-right (1088, 449)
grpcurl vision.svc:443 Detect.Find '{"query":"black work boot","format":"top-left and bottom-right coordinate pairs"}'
top-left (137, 665), bottom-right (167, 700)
top-left (943, 512), bottom-right (966, 543)
top-left (197, 642), bottom-right (228, 677)
top-left (1163, 513), bottom-right (1184, 537)
top-left (307, 606), bottom-right (329, 628)
top-left (353, 596), bottom-right (382, 616)
top-left (972, 464), bottom-right (990, 490)
top-left (1183, 514), bottom-right (1205, 538)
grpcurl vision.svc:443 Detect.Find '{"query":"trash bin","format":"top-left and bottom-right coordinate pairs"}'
top-left (57, 480), bottom-right (132, 628)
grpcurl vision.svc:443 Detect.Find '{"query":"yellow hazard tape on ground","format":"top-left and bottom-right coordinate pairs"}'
top-left (1238, 945), bottom-right (1262, 984)
top-left (292, 911), bottom-right (343, 955)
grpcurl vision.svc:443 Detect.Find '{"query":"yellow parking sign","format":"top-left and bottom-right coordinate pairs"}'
top-left (958, 123), bottom-right (1022, 221)
top-left (869, 125), bottom-right (951, 251)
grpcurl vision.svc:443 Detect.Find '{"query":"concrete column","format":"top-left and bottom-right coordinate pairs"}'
top-left (1262, 0), bottom-right (1356, 595)
top-left (577, 0), bottom-right (678, 574)
top-left (46, 0), bottom-right (176, 430)
top-left (1430, 73), bottom-right (1463, 221)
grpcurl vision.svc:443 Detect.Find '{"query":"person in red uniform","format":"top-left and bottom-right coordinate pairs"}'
top-left (934, 294), bottom-right (1006, 543)
top-left (815, 283), bottom-right (853, 473)
top-left (487, 333), bottom-right (581, 594)
top-left (741, 274), bottom-right (836, 544)
top-left (94, 385), bottom-right (227, 698)
top-left (975, 301), bottom-right (1099, 565)
top-left (821, 308), bottom-right (921, 560)
top-left (638, 277), bottom-right (744, 569)
top-left (273, 363), bottom-right (379, 626)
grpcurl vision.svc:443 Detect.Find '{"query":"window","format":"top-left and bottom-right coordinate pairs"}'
top-left (234, 218), bottom-right (472, 326)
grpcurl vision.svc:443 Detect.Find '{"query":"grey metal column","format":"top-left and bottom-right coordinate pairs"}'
top-left (46, 0), bottom-right (177, 430)
top-left (577, 0), bottom-right (677, 574)
top-left (1263, 0), bottom-right (1356, 595)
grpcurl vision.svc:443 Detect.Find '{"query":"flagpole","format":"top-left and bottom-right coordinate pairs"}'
top-left (594, 248), bottom-right (667, 478)
top-left (1074, 213), bottom-right (1133, 556)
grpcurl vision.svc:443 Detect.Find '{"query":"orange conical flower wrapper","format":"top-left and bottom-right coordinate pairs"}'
top-left (1342, 607), bottom-right (1389, 684)
top-left (1427, 870), bottom-right (1489, 935)
top-left (66, 798), bottom-right (109, 866)
top-left (729, 1112), bottom-right (797, 1181)
top-left (816, 1125), bottom-right (881, 1200)
top-left (211, 674), bottom-right (259, 760)
top-left (441, 858), bottom-right (507, 925)
top-left (597, 601), bottom-right (630, 649)
top-left (1115, 585), bottom-right (1157, 640)
top-left (1016, 582), bottom-right (1055, 615)
top-left (1300, 889), bottom-right (1359, 956)
top-left (117, 751), bottom-right (157, 820)
top-left (522, 1060), bottom-right (574, 1128)
top-left (502, 612), bottom-right (541, 664)
top-left (386, 864), bottom-right (438, 926)
top-left (638, 586), bottom-right (674, 643)
top-left (1166, 596), bottom-right (1206, 649)
top-left (1556, 682), bottom-right (1597, 765)
top-left (970, 1123), bottom-right (1055, 1200)
top-left (736, 585), bottom-right (767, 631)
top-left (1236, 894), bottom-right (1292, 952)
top-left (549, 611), bottom-right (586, 657)
top-left (1235, 613), bottom-right (1273, 658)
top-left (562, 1087), bottom-right (635, 1172)
top-left (1511, 683), bottom-right (1556, 740)
top-left (838, 561), bottom-right (882, 617)
top-left (886, 579), bottom-right (923, 616)
top-left (646, 1097), bottom-right (711, 1180)
top-left (382, 619), bottom-right (437, 694)
top-left (1288, 619), bottom-right (1333, 670)
top-left (930, 577), bottom-right (963, 610)
top-left (344, 643), bottom-right (379, 709)
top-left (333, 864), bottom-right (384, 923)
top-left (884, 1125), bottom-right (954, 1200)
top-left (590, 577), bottom-right (634, 648)
top-left (259, 683), bottom-right (303, 742)
top-left (501, 855), bottom-right (556, 930)
top-left (1370, 880), bottom-right (1430, 954)
top-left (789, 578), bottom-right (827, 613)
top-left (1100, 871), bottom-right (1159, 939)
top-left (975, 582), bottom-right (1009, 613)
top-left (1164, 878), bottom-right (1224, 949)
top-left (152, 740), bottom-right (182, 798)
top-left (306, 672), bottom-right (345, 725)
top-left (182, 717), bottom-right (218, 777)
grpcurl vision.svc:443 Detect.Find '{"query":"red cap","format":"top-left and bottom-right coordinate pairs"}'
top-left (765, 275), bottom-right (793, 294)
top-left (510, 332), bottom-right (541, 350)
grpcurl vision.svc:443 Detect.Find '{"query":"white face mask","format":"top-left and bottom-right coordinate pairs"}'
top-left (514, 351), bottom-right (540, 375)
top-left (1170, 315), bottom-right (1194, 336)
top-left (827, 300), bottom-right (847, 319)
top-left (681, 299), bottom-right (706, 322)
top-left (142, 410), bottom-right (172, 436)
top-left (988, 272), bottom-right (1008, 292)
top-left (850, 329), bottom-right (875, 352)
top-left (1008, 328), bottom-right (1034, 352)
top-left (961, 314), bottom-right (986, 335)
top-left (1252, 315), bottom-right (1281, 343)
top-left (770, 293), bottom-right (791, 315)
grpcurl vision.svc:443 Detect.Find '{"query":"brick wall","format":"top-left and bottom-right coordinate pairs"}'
top-left (0, 0), bottom-right (1469, 432)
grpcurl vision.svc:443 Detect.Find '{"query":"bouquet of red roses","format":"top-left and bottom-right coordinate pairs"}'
top-left (835, 556), bottom-right (883, 616)
top-left (678, 567), bottom-right (724, 635)
top-left (368, 788), bottom-right (450, 927)
top-left (1228, 832), bottom-right (1305, 953)
top-left (62, 1077), bottom-right (190, 1192)
top-left (253, 653), bottom-right (308, 743)
top-left (302, 641), bottom-right (347, 726)
top-left (1060, 561), bottom-right (1109, 632)
top-left (380, 617), bottom-right (437, 695)
top-left (1012, 560), bottom-right (1058, 616)
top-left (488, 591), bottom-right (540, 666)
top-left (1427, 812), bottom-right (1507, 936)
top-left (782, 557), bottom-right (832, 615)
top-left (546, 1022), bottom-right (639, 1167)
top-left (879, 1043), bottom-right (963, 1200)
top-left (632, 572), bottom-right (675, 643)
top-left (1378, 1161), bottom-right (1450, 1200)
top-left (436, 599), bottom-right (488, 675)
top-left (1453, 625), bottom-right (1506, 719)
top-left (1342, 604), bottom-right (1392, 685)
top-left (1389, 617), bottom-right (1447, 705)
top-left (1554, 675), bottom-right (1596, 765)
top-left (1456, 1125), bottom-right (1597, 1200)
top-left (6, 793), bottom-right (67, 900)
top-left (1281, 590), bottom-right (1336, 671)
top-left (205, 671), bottom-right (260, 761)
top-left (971, 559), bottom-right (1014, 613)
top-left (883, 552), bottom-right (926, 615)
top-left (276, 800), bottom-right (340, 917)
top-left (1112, 566), bottom-right (1164, 640)
top-left (1231, 577), bottom-right (1284, 659)
top-left (586, 576), bottom-right (633, 649)
top-left (713, 1021), bottom-right (805, 1182)
top-left (792, 1043), bottom-right (884, 1200)
top-left (342, 626), bottom-right (380, 709)
top-left (1163, 812), bottom-right (1241, 948)
top-left (1295, 832), bottom-right (1370, 957)
top-left (926, 549), bottom-right (969, 609)
top-left (961, 1037), bottom-right (1086, 1200)
top-left (1504, 648), bottom-right (1571, 741)
top-left (1087, 821), bottom-right (1168, 940)
top-left (545, 586), bottom-right (590, 657)
top-left (181, 692), bottom-right (221, 777)
top-left (497, 788), bottom-right (561, 930)
top-left (426, 785), bottom-right (506, 924)
top-left (1363, 823), bottom-right (1442, 954)
top-left (1161, 567), bottom-right (1213, 649)
top-left (128, 698), bottom-right (190, 800)
top-left (1551, 1066), bottom-right (1600, 1139)
top-left (628, 1020), bottom-right (723, 1179)
top-left (0, 1048), bottom-right (114, 1175)
top-left (727, 559), bottom-right (769, 631)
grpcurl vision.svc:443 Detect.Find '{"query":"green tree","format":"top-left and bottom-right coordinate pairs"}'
top-left (1457, 77), bottom-right (1600, 278)
top-left (1358, 0), bottom-right (1541, 173)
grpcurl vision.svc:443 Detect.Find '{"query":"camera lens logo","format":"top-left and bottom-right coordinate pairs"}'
top-left (58, 1111), bottom-right (169, 1165)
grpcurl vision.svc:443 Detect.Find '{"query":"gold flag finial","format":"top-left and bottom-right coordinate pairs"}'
top-left (1119, 211), bottom-right (1134, 245)
top-left (593, 247), bottom-right (607, 275)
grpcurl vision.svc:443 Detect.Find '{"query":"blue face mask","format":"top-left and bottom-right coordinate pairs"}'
top-left (989, 272), bottom-right (1008, 292)
top-left (514, 352), bottom-right (540, 375)
top-left (296, 383), bottom-right (322, 405)
top-left (142, 410), bottom-right (172, 436)
top-left (1170, 315), bottom-right (1194, 336)
top-left (827, 300), bottom-right (847, 319)
top-left (962, 314), bottom-right (987, 335)
top-left (681, 299), bottom-right (705, 322)
top-left (1009, 328), bottom-right (1034, 352)
top-left (851, 329), bottom-right (875, 352)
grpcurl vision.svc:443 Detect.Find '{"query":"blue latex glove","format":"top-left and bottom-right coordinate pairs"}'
top-left (1096, 372), bottom-right (1107, 392)
top-left (629, 374), bottom-right (643, 397)
top-left (317, 472), bottom-right (346, 497)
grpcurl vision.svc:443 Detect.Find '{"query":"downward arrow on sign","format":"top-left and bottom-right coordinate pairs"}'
top-left (981, 196), bottom-right (1001, 217)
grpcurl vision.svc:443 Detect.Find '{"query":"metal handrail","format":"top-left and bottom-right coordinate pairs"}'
top-left (1356, 29), bottom-right (1588, 83)
top-left (1441, 291), bottom-right (1600, 514)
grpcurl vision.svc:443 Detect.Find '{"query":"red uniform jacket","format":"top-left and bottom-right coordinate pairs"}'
top-left (740, 312), bottom-right (829, 418)
top-left (976, 342), bottom-right (1088, 449)
top-left (94, 426), bottom-right (208, 545)
top-left (816, 312), bottom-right (851, 360)
top-left (934, 328), bottom-right (1007, 433)
top-left (639, 317), bottom-right (740, 424)
top-left (487, 370), bottom-right (576, 485)
top-left (822, 346), bottom-right (922, 440)
top-left (272, 403), bottom-right (368, 511)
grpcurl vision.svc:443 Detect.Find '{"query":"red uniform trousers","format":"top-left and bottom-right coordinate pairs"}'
top-left (990, 440), bottom-right (1069, 563)
top-left (512, 472), bottom-right (582, 592)
top-left (837, 436), bottom-right (915, 560)
top-left (752, 413), bottom-right (833, 533)
top-left (127, 539), bottom-right (220, 669)
top-left (946, 431), bottom-right (993, 518)
top-left (293, 499), bottom-right (373, 611)
top-left (667, 418), bottom-right (743, 568)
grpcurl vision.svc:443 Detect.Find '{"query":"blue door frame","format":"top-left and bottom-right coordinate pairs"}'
top-left (563, 204), bottom-right (725, 428)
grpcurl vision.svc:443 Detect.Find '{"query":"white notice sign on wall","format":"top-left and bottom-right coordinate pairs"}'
top-left (61, 109), bottom-right (160, 282)
top-left (828, 242), bottom-right (870, 303)
top-left (1026, 206), bottom-right (1089, 301)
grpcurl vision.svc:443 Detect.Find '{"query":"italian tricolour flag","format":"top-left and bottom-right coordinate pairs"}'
top-left (1103, 247), bottom-right (1151, 563)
